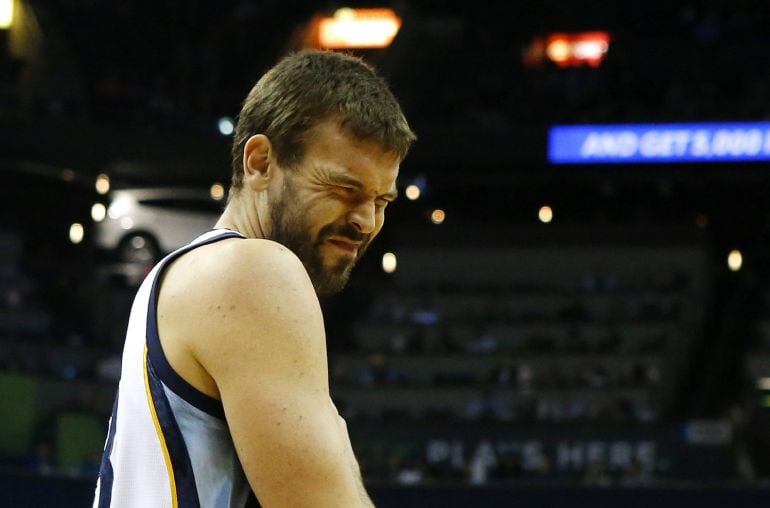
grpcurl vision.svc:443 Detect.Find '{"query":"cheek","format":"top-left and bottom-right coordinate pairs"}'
top-left (307, 199), bottom-right (350, 233)
top-left (305, 193), bottom-right (343, 217)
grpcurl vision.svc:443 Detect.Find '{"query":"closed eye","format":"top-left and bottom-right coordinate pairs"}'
top-left (334, 185), bottom-right (358, 196)
top-left (330, 183), bottom-right (394, 208)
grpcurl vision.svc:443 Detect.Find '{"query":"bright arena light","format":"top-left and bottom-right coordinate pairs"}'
top-left (544, 31), bottom-right (611, 67)
top-left (405, 184), bottom-right (421, 200)
top-left (431, 209), bottom-right (446, 225)
top-left (210, 183), bottom-right (225, 201)
top-left (91, 203), bottom-right (107, 222)
top-left (95, 173), bottom-right (110, 195)
top-left (0, 0), bottom-right (14, 29)
top-left (382, 252), bottom-right (397, 273)
top-left (728, 249), bottom-right (743, 272)
top-left (218, 117), bottom-right (234, 136)
top-left (69, 223), bottom-right (84, 244)
top-left (572, 39), bottom-right (609, 60)
top-left (538, 205), bottom-right (553, 223)
top-left (318, 8), bottom-right (402, 49)
top-left (546, 38), bottom-right (571, 63)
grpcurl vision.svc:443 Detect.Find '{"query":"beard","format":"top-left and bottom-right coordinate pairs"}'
top-left (268, 182), bottom-right (371, 297)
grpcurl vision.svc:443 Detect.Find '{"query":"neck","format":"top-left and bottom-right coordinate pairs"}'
top-left (215, 189), bottom-right (266, 240)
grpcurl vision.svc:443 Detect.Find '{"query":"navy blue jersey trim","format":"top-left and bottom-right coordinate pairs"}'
top-left (96, 388), bottom-right (119, 508)
top-left (147, 230), bottom-right (245, 420)
top-left (146, 354), bottom-right (201, 508)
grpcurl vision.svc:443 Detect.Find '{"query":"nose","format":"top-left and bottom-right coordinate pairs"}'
top-left (348, 201), bottom-right (376, 235)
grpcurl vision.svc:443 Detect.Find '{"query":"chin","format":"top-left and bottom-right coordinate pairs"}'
top-left (313, 267), bottom-right (353, 297)
top-left (314, 280), bottom-right (347, 297)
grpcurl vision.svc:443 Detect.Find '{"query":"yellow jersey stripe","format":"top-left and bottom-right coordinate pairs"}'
top-left (144, 345), bottom-right (179, 508)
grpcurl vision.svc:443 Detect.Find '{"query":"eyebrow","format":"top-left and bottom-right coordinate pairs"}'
top-left (328, 172), bottom-right (399, 201)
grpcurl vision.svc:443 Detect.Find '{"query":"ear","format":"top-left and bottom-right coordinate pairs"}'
top-left (242, 134), bottom-right (275, 192)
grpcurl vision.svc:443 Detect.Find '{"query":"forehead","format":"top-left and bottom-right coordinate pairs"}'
top-left (301, 119), bottom-right (400, 189)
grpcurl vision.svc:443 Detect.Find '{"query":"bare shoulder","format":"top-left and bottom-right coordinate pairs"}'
top-left (207, 237), bottom-right (308, 285)
top-left (158, 237), bottom-right (325, 388)
top-left (204, 238), bottom-right (323, 335)
top-left (222, 237), bottom-right (309, 284)
top-left (164, 237), bottom-right (317, 316)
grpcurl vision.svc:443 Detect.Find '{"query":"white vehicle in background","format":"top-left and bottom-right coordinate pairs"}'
top-left (94, 187), bottom-right (224, 265)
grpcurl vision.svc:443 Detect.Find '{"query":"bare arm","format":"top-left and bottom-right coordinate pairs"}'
top-left (193, 241), bottom-right (372, 507)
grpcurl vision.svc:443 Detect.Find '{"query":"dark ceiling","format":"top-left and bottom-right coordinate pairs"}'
top-left (3, 0), bottom-right (770, 210)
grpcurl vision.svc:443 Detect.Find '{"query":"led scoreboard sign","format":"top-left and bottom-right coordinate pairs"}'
top-left (548, 122), bottom-right (770, 164)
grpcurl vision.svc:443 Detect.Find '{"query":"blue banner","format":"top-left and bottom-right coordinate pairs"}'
top-left (548, 122), bottom-right (770, 164)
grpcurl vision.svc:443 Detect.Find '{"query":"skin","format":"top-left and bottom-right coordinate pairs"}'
top-left (156, 118), bottom-right (400, 507)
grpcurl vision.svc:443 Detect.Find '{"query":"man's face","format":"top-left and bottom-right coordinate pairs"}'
top-left (267, 120), bottom-right (400, 297)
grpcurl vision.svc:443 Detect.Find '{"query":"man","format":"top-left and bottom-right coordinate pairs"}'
top-left (94, 50), bottom-right (415, 507)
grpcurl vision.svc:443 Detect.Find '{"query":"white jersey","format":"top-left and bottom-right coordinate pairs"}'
top-left (94, 229), bottom-right (261, 508)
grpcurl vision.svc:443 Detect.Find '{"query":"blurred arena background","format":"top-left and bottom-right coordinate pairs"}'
top-left (2, 0), bottom-right (770, 506)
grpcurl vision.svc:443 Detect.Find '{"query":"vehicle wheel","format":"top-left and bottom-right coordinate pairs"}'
top-left (118, 233), bottom-right (160, 265)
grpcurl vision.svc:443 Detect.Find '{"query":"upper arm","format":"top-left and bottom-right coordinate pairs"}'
top-left (193, 241), bottom-right (362, 507)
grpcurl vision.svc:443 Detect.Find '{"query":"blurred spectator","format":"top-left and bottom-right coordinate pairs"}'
top-left (358, 353), bottom-right (401, 386)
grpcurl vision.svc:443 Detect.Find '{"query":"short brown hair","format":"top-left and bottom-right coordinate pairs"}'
top-left (230, 50), bottom-right (416, 189)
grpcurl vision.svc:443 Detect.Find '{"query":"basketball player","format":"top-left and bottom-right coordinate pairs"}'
top-left (93, 51), bottom-right (415, 507)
